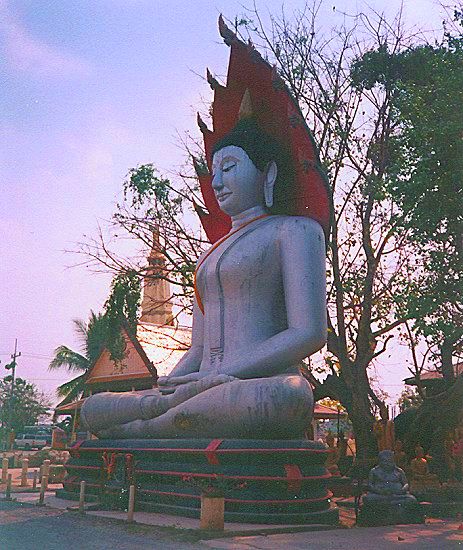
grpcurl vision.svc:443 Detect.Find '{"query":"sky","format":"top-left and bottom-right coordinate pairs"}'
top-left (0, 0), bottom-right (446, 408)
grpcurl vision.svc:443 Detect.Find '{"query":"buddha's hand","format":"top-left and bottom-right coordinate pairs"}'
top-left (158, 373), bottom-right (236, 395)
top-left (158, 373), bottom-right (201, 394)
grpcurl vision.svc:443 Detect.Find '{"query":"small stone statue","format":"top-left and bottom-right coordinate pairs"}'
top-left (359, 450), bottom-right (423, 526)
top-left (325, 432), bottom-right (341, 476)
top-left (364, 450), bottom-right (415, 504)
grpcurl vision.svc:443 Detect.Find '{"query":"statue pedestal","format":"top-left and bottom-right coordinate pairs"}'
top-left (58, 438), bottom-right (338, 525)
top-left (358, 498), bottom-right (425, 526)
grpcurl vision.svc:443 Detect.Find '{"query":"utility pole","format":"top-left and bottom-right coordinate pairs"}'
top-left (4, 339), bottom-right (21, 450)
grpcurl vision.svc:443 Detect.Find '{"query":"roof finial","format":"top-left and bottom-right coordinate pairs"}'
top-left (238, 89), bottom-right (253, 120)
top-left (218, 14), bottom-right (236, 46)
top-left (196, 112), bottom-right (210, 134)
top-left (206, 68), bottom-right (223, 91)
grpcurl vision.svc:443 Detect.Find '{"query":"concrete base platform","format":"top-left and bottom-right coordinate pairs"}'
top-left (62, 438), bottom-right (339, 525)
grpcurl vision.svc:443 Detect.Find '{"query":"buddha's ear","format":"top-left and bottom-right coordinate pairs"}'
top-left (264, 161), bottom-right (277, 208)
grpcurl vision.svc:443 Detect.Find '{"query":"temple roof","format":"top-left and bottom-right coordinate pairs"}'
top-left (313, 403), bottom-right (346, 419)
top-left (404, 362), bottom-right (463, 386)
top-left (84, 321), bottom-right (191, 387)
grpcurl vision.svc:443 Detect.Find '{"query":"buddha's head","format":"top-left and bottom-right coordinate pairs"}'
top-left (378, 450), bottom-right (396, 472)
top-left (211, 118), bottom-right (294, 217)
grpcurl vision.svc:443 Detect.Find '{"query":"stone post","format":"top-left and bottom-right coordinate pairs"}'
top-left (20, 458), bottom-right (29, 487)
top-left (38, 475), bottom-right (48, 506)
top-left (79, 481), bottom-right (86, 514)
top-left (127, 485), bottom-right (136, 523)
top-left (1, 457), bottom-right (8, 484)
top-left (200, 495), bottom-right (225, 531)
top-left (5, 474), bottom-right (12, 500)
top-left (42, 459), bottom-right (51, 477)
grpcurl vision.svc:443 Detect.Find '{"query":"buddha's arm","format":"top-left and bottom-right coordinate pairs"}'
top-left (221, 217), bottom-right (327, 379)
top-left (162, 299), bottom-right (204, 379)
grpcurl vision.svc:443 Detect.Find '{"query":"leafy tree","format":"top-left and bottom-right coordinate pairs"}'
top-left (0, 377), bottom-right (50, 435)
top-left (104, 270), bottom-right (141, 361)
top-left (352, 32), bottom-right (463, 383)
top-left (352, 12), bottom-right (463, 453)
top-left (50, 274), bottom-right (142, 404)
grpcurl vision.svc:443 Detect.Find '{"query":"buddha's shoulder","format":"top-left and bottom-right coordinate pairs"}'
top-left (270, 215), bottom-right (325, 241)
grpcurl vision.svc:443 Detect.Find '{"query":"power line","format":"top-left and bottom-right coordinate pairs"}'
top-left (0, 352), bottom-right (53, 359)
top-left (21, 354), bottom-right (53, 360)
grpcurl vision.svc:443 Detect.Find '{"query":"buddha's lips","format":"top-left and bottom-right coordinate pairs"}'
top-left (216, 192), bottom-right (232, 201)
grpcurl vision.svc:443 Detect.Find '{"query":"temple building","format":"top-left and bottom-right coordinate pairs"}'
top-left (404, 362), bottom-right (463, 396)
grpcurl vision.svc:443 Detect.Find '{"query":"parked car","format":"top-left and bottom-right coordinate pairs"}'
top-left (14, 433), bottom-right (48, 450)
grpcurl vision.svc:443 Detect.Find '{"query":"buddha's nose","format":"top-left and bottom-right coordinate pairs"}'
top-left (212, 171), bottom-right (223, 191)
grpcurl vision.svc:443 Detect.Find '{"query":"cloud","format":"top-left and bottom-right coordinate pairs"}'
top-left (0, 0), bottom-right (92, 78)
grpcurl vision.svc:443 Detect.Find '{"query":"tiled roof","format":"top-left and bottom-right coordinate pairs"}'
top-left (404, 362), bottom-right (463, 384)
top-left (313, 403), bottom-right (346, 418)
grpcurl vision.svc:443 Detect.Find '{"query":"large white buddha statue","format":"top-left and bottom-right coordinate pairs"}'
top-left (81, 19), bottom-right (330, 441)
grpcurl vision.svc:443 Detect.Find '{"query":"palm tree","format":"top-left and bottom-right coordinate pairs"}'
top-left (49, 311), bottom-right (109, 405)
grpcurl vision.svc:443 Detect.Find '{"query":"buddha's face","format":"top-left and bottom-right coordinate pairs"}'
top-left (212, 146), bottom-right (265, 216)
top-left (379, 451), bottom-right (395, 472)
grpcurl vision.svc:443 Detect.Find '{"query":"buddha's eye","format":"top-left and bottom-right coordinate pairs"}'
top-left (222, 163), bottom-right (236, 173)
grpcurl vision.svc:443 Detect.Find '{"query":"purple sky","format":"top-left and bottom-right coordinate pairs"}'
top-left (0, 0), bottom-right (443, 407)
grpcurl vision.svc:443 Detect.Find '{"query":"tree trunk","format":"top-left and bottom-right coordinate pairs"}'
top-left (312, 365), bottom-right (378, 460)
top-left (347, 378), bottom-right (378, 461)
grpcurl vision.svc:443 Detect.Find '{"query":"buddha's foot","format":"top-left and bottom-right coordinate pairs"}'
top-left (80, 389), bottom-right (168, 435)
